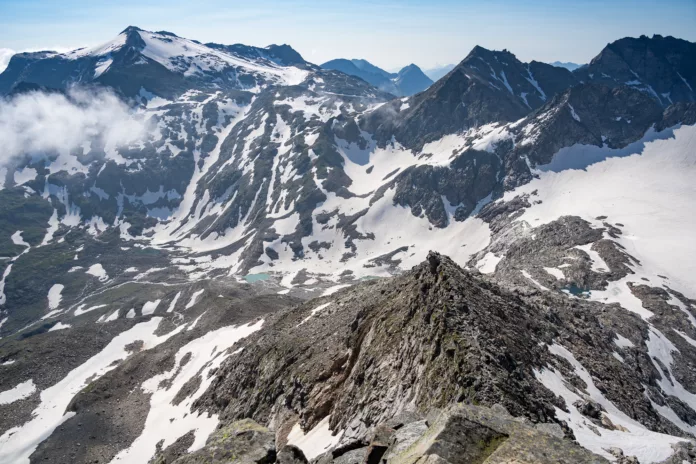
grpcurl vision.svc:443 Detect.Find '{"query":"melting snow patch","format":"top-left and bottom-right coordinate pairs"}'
top-left (86, 264), bottom-right (109, 282)
top-left (287, 416), bottom-right (344, 461)
top-left (185, 289), bottom-right (205, 309)
top-left (0, 379), bottom-right (36, 405)
top-left (48, 322), bottom-right (71, 332)
top-left (590, 276), bottom-right (653, 320)
top-left (575, 244), bottom-right (608, 273)
top-left (614, 333), bottom-right (635, 348)
top-left (321, 285), bottom-right (349, 297)
top-left (74, 304), bottom-right (107, 317)
top-left (141, 299), bottom-right (161, 316)
top-left (126, 308), bottom-right (136, 319)
top-left (11, 231), bottom-right (30, 247)
top-left (645, 327), bottom-right (696, 435)
top-left (40, 210), bottom-right (59, 246)
top-left (167, 292), bottom-right (182, 312)
top-left (568, 103), bottom-right (581, 122)
top-left (543, 267), bottom-right (565, 280)
top-left (110, 320), bottom-right (264, 464)
top-left (299, 302), bottom-right (332, 325)
top-left (47, 284), bottom-right (64, 310)
top-left (13, 168), bottom-right (37, 186)
top-left (476, 252), bottom-right (501, 274)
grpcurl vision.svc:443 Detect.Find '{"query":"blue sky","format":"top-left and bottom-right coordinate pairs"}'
top-left (0, 0), bottom-right (694, 70)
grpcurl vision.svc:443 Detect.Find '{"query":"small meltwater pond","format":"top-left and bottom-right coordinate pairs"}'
top-left (243, 273), bottom-right (271, 283)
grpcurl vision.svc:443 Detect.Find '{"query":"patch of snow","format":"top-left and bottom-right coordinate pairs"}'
top-left (141, 299), bottom-right (161, 316)
top-left (48, 322), bottom-right (71, 332)
top-left (13, 168), bottom-right (37, 186)
top-left (86, 264), bottom-right (109, 282)
top-left (74, 304), bottom-right (107, 317)
top-left (534, 343), bottom-right (687, 462)
top-left (568, 103), bottom-right (581, 122)
top-left (614, 333), bottom-right (635, 348)
top-left (543, 267), bottom-right (565, 280)
top-left (476, 252), bottom-right (501, 274)
top-left (575, 243), bottom-right (609, 273)
top-left (167, 292), bottom-right (182, 313)
top-left (47, 284), bottom-right (64, 310)
top-left (287, 416), bottom-right (344, 461)
top-left (0, 318), bottom-right (183, 464)
top-left (645, 327), bottom-right (696, 435)
top-left (185, 289), bottom-right (205, 309)
top-left (299, 302), bottom-right (332, 325)
top-left (110, 320), bottom-right (264, 464)
top-left (0, 379), bottom-right (36, 405)
top-left (321, 285), bottom-right (349, 297)
top-left (11, 231), bottom-right (30, 247)
top-left (40, 210), bottom-right (59, 246)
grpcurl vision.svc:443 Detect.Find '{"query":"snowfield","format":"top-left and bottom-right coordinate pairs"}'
top-left (503, 124), bottom-right (696, 297)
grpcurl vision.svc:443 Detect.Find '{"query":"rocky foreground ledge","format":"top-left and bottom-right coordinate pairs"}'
top-left (166, 403), bottom-right (608, 463)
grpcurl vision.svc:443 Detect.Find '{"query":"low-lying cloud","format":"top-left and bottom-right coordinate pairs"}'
top-left (0, 48), bottom-right (14, 74)
top-left (0, 87), bottom-right (152, 167)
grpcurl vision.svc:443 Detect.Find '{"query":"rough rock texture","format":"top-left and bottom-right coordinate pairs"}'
top-left (167, 419), bottom-right (275, 464)
top-left (575, 35), bottom-right (696, 106)
top-left (194, 251), bottom-right (689, 457)
top-left (383, 404), bottom-right (607, 463)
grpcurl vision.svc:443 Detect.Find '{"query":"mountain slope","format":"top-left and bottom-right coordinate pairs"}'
top-left (424, 63), bottom-right (456, 81)
top-left (320, 58), bottom-right (433, 96)
top-left (0, 27), bottom-right (312, 98)
top-left (361, 45), bottom-right (579, 150)
top-left (575, 35), bottom-right (696, 106)
top-left (550, 61), bottom-right (582, 71)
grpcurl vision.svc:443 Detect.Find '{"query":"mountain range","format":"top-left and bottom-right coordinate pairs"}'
top-left (0, 26), bottom-right (695, 464)
top-left (320, 58), bottom-right (434, 96)
top-left (550, 60), bottom-right (583, 71)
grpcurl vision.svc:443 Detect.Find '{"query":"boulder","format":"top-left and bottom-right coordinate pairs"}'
top-left (385, 404), bottom-right (607, 464)
top-left (171, 419), bottom-right (275, 464)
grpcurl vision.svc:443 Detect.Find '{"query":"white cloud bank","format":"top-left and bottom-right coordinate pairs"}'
top-left (0, 87), bottom-right (152, 166)
top-left (0, 49), bottom-right (15, 74)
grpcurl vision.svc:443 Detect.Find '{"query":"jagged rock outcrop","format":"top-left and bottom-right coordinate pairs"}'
top-left (575, 35), bottom-right (696, 106)
top-left (193, 252), bottom-right (691, 461)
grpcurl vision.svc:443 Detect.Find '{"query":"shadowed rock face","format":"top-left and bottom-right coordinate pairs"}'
top-left (575, 35), bottom-right (696, 106)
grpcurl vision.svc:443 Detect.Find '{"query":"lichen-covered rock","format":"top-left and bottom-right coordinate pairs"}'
top-left (170, 419), bottom-right (275, 464)
top-left (386, 404), bottom-right (607, 464)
